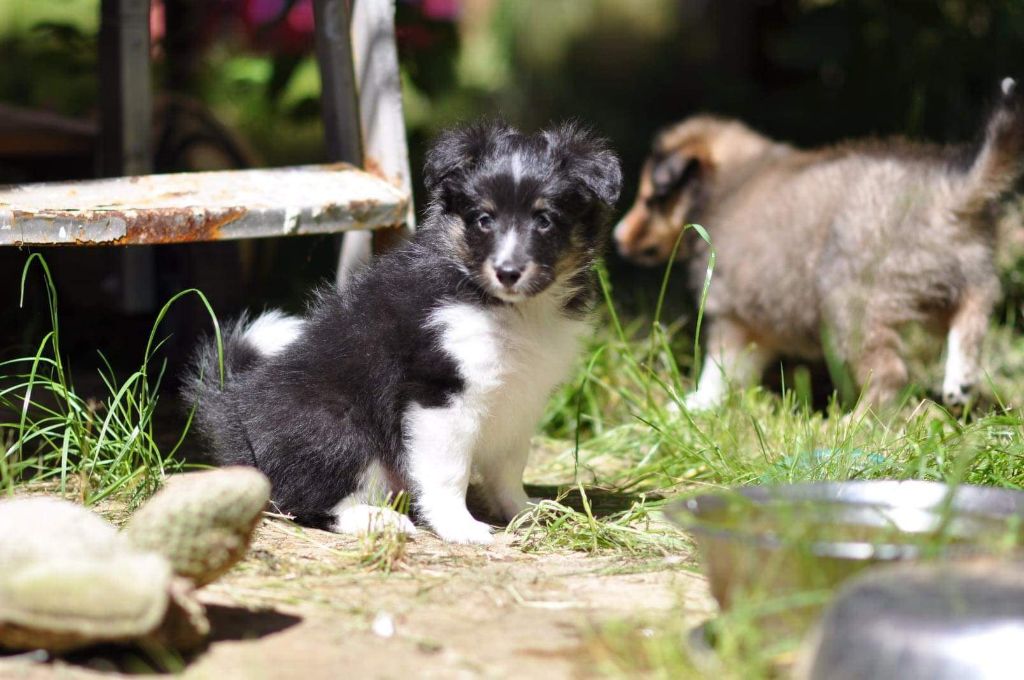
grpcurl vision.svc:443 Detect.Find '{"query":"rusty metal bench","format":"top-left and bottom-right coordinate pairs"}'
top-left (0, 0), bottom-right (413, 303)
top-left (0, 165), bottom-right (408, 246)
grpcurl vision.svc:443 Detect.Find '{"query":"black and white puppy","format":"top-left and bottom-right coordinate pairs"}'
top-left (183, 121), bottom-right (621, 544)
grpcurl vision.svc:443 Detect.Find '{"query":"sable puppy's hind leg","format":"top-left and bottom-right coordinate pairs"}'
top-left (850, 323), bottom-right (909, 411)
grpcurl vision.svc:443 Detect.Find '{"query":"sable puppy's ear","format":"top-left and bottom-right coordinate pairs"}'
top-left (423, 120), bottom-right (515, 197)
top-left (545, 122), bottom-right (623, 207)
top-left (650, 152), bottom-right (701, 201)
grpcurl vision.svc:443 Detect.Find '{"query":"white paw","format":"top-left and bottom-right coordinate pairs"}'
top-left (431, 517), bottom-right (494, 545)
top-left (681, 389), bottom-right (722, 413)
top-left (942, 380), bottom-right (973, 407)
top-left (942, 329), bottom-right (976, 408)
top-left (332, 504), bottom-right (418, 536)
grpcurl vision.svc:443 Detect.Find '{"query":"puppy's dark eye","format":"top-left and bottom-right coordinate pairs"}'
top-left (534, 212), bottom-right (553, 232)
top-left (645, 195), bottom-right (664, 210)
top-left (474, 213), bottom-right (494, 231)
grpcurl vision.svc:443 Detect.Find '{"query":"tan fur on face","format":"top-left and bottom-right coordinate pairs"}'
top-left (441, 214), bottom-right (472, 264)
top-left (616, 108), bottom-right (1023, 410)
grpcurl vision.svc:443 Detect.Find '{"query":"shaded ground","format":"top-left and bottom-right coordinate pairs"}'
top-left (0, 453), bottom-right (715, 680)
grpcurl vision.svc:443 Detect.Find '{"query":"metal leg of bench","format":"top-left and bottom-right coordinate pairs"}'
top-left (337, 230), bottom-right (372, 285)
top-left (316, 0), bottom-right (415, 289)
top-left (313, 0), bottom-right (369, 288)
top-left (350, 0), bottom-right (414, 232)
top-left (99, 0), bottom-right (156, 313)
top-left (313, 0), bottom-right (364, 166)
top-left (99, 0), bottom-right (152, 177)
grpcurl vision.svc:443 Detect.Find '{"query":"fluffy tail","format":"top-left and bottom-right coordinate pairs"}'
top-left (181, 310), bottom-right (304, 468)
top-left (964, 77), bottom-right (1024, 210)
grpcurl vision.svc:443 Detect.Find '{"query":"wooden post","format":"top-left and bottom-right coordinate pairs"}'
top-left (99, 0), bottom-right (156, 313)
top-left (315, 0), bottom-right (415, 288)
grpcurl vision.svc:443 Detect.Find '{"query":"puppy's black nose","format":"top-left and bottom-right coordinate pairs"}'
top-left (495, 265), bottom-right (522, 287)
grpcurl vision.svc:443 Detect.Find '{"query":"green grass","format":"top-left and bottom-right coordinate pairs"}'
top-left (5, 243), bottom-right (1024, 676)
top-left (541, 261), bottom-right (1024, 498)
top-left (508, 484), bottom-right (688, 556)
top-left (526, 227), bottom-right (1024, 678)
top-left (0, 254), bottom-right (222, 505)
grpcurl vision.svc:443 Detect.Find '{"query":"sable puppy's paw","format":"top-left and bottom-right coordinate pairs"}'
top-left (942, 382), bottom-right (973, 408)
top-left (680, 390), bottom-right (722, 413)
top-left (941, 367), bottom-right (974, 407)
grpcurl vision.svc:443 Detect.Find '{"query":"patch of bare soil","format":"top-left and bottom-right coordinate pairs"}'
top-left (1, 523), bottom-right (714, 680)
top-left (1, 451), bottom-right (715, 679)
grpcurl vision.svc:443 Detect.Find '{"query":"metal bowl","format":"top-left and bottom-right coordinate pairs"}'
top-left (797, 561), bottom-right (1024, 680)
top-left (667, 481), bottom-right (1024, 631)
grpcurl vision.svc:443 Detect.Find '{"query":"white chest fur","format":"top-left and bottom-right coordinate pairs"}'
top-left (428, 293), bottom-right (591, 451)
top-left (400, 290), bottom-right (591, 543)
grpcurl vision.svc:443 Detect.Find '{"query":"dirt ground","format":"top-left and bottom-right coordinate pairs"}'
top-left (0, 460), bottom-right (716, 680)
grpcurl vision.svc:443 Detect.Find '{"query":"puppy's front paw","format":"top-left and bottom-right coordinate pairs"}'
top-left (942, 375), bottom-right (974, 408)
top-left (432, 517), bottom-right (494, 545)
top-left (680, 389), bottom-right (722, 413)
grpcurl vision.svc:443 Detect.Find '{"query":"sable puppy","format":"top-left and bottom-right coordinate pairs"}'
top-left (615, 78), bottom-right (1024, 411)
top-left (184, 121), bottom-right (621, 544)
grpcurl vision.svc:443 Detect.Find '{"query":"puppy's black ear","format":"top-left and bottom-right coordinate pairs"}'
top-left (423, 120), bottom-right (515, 197)
top-left (650, 153), bottom-right (700, 201)
top-left (544, 122), bottom-right (622, 207)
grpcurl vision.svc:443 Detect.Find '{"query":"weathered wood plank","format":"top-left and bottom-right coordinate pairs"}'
top-left (0, 165), bottom-right (409, 246)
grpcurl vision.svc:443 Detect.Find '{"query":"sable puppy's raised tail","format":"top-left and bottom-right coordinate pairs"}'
top-left (965, 77), bottom-right (1024, 208)
top-left (181, 313), bottom-right (283, 469)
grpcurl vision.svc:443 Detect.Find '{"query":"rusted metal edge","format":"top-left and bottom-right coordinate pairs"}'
top-left (0, 197), bottom-right (409, 246)
top-left (0, 163), bottom-right (410, 246)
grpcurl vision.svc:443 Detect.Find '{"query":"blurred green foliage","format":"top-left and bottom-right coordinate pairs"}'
top-left (4, 1), bottom-right (1022, 178)
top-left (0, 2), bottom-right (97, 118)
top-left (2, 0), bottom-right (1023, 311)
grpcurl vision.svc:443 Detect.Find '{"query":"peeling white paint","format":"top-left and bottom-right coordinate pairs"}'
top-left (282, 207), bottom-right (301, 234)
top-left (0, 165), bottom-right (405, 245)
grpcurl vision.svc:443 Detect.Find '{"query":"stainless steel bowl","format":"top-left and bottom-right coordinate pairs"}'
top-left (667, 481), bottom-right (1024, 629)
top-left (798, 561), bottom-right (1024, 680)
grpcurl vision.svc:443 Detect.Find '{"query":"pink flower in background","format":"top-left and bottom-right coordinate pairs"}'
top-left (242, 0), bottom-right (315, 53)
top-left (286, 0), bottom-right (314, 33)
top-left (421, 0), bottom-right (460, 21)
top-left (147, 0), bottom-right (463, 59)
top-left (150, 0), bottom-right (165, 54)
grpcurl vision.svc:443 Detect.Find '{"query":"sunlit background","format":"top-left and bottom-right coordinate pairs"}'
top-left (1, 0), bottom-right (1022, 372)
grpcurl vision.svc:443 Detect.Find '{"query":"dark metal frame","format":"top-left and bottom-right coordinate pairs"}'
top-left (93, 0), bottom-right (413, 291)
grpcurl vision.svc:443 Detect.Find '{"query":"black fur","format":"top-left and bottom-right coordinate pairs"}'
top-left (183, 121), bottom-right (621, 528)
top-left (649, 153), bottom-right (700, 204)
